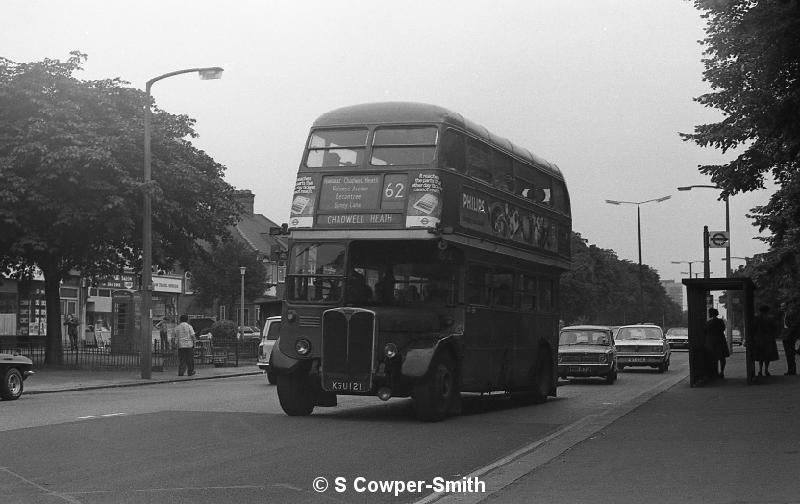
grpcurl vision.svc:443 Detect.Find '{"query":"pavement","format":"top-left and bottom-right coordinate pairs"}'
top-left (19, 346), bottom-right (800, 503)
top-left (24, 362), bottom-right (262, 394)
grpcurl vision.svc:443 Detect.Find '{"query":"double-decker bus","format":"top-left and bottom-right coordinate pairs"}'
top-left (271, 102), bottom-right (571, 421)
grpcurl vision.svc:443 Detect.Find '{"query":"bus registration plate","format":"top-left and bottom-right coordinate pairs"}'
top-left (324, 378), bottom-right (368, 392)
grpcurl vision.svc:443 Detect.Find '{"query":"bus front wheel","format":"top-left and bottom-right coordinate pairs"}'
top-left (277, 371), bottom-right (315, 416)
top-left (413, 352), bottom-right (456, 422)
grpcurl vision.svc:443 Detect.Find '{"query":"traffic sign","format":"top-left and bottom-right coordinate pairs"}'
top-left (708, 230), bottom-right (729, 248)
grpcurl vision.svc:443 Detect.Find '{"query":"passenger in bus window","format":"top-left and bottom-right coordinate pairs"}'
top-left (374, 269), bottom-right (396, 304)
top-left (347, 268), bottom-right (371, 304)
top-left (323, 152), bottom-right (341, 166)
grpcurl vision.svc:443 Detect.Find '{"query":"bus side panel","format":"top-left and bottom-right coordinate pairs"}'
top-left (511, 311), bottom-right (559, 390)
top-left (461, 306), bottom-right (513, 392)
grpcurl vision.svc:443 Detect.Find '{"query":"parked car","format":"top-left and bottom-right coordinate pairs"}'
top-left (615, 324), bottom-right (671, 373)
top-left (732, 329), bottom-right (742, 346)
top-left (239, 326), bottom-right (260, 343)
top-left (665, 327), bottom-right (689, 349)
top-left (1, 352), bottom-right (35, 400)
top-left (257, 316), bottom-right (281, 384)
top-left (557, 325), bottom-right (618, 384)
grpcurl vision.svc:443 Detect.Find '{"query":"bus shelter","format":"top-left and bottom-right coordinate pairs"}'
top-left (682, 277), bottom-right (755, 386)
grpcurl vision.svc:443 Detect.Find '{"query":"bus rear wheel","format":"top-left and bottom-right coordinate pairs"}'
top-left (277, 371), bottom-right (315, 416)
top-left (413, 352), bottom-right (456, 422)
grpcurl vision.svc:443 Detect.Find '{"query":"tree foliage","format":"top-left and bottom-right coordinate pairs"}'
top-left (561, 233), bottom-right (683, 327)
top-left (189, 240), bottom-right (268, 319)
top-left (0, 52), bottom-right (240, 363)
top-left (682, 0), bottom-right (800, 303)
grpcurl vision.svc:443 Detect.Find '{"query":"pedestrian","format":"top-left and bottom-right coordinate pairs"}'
top-left (64, 314), bottom-right (79, 350)
top-left (751, 305), bottom-right (779, 376)
top-left (175, 314), bottom-right (197, 376)
top-left (705, 307), bottom-right (730, 379)
top-left (780, 301), bottom-right (799, 376)
top-left (156, 316), bottom-right (170, 351)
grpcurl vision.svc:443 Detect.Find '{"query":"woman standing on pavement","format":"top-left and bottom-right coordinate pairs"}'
top-left (705, 308), bottom-right (730, 378)
top-left (751, 305), bottom-right (780, 376)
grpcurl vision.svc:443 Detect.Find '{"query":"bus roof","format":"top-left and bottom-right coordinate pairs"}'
top-left (312, 102), bottom-right (563, 180)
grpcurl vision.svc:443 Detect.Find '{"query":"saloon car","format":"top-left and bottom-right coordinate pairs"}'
top-left (615, 324), bottom-right (671, 373)
top-left (557, 325), bottom-right (618, 384)
top-left (1, 352), bottom-right (35, 400)
top-left (257, 316), bottom-right (281, 384)
top-left (665, 327), bottom-right (689, 349)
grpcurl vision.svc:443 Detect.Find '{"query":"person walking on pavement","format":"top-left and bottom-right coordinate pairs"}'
top-left (780, 301), bottom-right (799, 375)
top-left (751, 305), bottom-right (780, 377)
top-left (64, 314), bottom-right (79, 350)
top-left (175, 314), bottom-right (196, 376)
top-left (705, 307), bottom-right (730, 379)
top-left (156, 316), bottom-right (170, 352)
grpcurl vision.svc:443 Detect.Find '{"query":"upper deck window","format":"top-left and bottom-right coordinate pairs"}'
top-left (371, 127), bottom-right (437, 166)
top-left (306, 128), bottom-right (368, 168)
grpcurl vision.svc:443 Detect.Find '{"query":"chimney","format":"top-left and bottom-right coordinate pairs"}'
top-left (233, 189), bottom-right (255, 216)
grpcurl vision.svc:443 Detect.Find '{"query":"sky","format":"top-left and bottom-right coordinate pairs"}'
top-left (3, 0), bottom-right (775, 285)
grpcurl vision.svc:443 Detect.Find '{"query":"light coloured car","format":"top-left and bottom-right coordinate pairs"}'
top-left (557, 325), bottom-right (618, 384)
top-left (615, 324), bottom-right (671, 373)
top-left (257, 316), bottom-right (281, 384)
top-left (665, 327), bottom-right (689, 349)
top-left (1, 352), bottom-right (35, 400)
top-left (732, 329), bottom-right (742, 346)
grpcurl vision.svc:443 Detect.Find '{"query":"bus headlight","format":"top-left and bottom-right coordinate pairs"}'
top-left (384, 343), bottom-right (398, 359)
top-left (295, 338), bottom-right (311, 355)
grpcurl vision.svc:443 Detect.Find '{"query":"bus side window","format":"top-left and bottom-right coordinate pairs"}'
top-left (466, 264), bottom-right (489, 305)
top-left (438, 129), bottom-right (466, 173)
top-left (540, 278), bottom-right (554, 311)
top-left (466, 138), bottom-right (492, 183)
top-left (493, 152), bottom-right (513, 192)
top-left (489, 271), bottom-right (514, 307)
top-left (521, 275), bottom-right (538, 311)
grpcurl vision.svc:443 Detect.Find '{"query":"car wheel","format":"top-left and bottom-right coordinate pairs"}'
top-left (413, 352), bottom-right (457, 422)
top-left (277, 371), bottom-right (315, 416)
top-left (605, 370), bottom-right (617, 384)
top-left (267, 372), bottom-right (276, 385)
top-left (1, 367), bottom-right (24, 400)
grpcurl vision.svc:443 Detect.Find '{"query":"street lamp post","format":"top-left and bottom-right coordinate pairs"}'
top-left (141, 66), bottom-right (223, 380)
top-left (678, 184), bottom-right (732, 350)
top-left (671, 260), bottom-right (704, 279)
top-left (605, 195), bottom-right (672, 321)
top-left (239, 266), bottom-right (245, 367)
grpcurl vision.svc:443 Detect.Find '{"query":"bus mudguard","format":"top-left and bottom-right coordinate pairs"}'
top-left (401, 337), bottom-right (455, 378)
top-left (270, 341), bottom-right (301, 374)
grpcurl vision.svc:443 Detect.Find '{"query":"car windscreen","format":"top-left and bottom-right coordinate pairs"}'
top-left (616, 327), bottom-right (662, 340)
top-left (559, 330), bottom-right (611, 345)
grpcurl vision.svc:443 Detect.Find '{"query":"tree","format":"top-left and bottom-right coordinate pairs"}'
top-left (561, 232), bottom-right (682, 327)
top-left (0, 53), bottom-right (240, 364)
top-left (682, 0), bottom-right (800, 303)
top-left (189, 240), bottom-right (268, 320)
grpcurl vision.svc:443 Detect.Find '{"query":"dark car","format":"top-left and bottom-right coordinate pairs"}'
top-left (1, 352), bottom-right (35, 400)
top-left (558, 325), bottom-right (618, 384)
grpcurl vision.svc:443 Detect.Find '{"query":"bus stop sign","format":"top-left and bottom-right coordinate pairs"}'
top-left (708, 231), bottom-right (729, 248)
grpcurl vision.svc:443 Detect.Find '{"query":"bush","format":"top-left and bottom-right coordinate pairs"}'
top-left (209, 320), bottom-right (237, 341)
